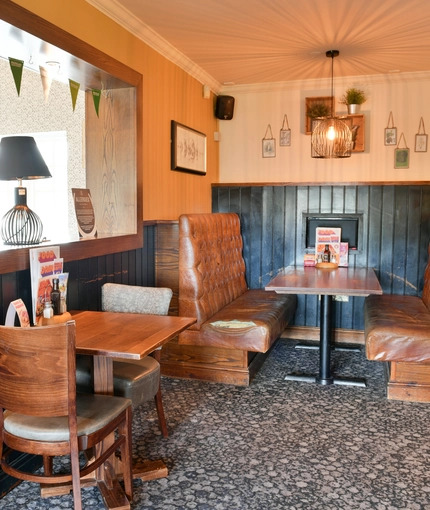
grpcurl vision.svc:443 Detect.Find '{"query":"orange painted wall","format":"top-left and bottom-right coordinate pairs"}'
top-left (10, 0), bottom-right (219, 221)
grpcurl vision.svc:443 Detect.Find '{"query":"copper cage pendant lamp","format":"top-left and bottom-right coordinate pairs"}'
top-left (311, 50), bottom-right (352, 159)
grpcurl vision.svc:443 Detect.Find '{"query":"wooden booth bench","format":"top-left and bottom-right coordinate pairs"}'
top-left (364, 252), bottom-right (430, 402)
top-left (160, 212), bottom-right (297, 386)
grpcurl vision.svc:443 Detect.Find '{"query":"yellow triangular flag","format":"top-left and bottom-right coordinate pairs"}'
top-left (9, 57), bottom-right (24, 96)
top-left (69, 79), bottom-right (80, 111)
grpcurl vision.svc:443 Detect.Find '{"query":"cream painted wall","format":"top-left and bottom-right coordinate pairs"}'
top-left (219, 74), bottom-right (430, 183)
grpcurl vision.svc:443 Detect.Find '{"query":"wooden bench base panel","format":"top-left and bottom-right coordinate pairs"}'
top-left (386, 361), bottom-right (430, 403)
top-left (160, 338), bottom-right (272, 386)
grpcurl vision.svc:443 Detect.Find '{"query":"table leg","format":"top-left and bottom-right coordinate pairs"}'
top-left (284, 294), bottom-right (367, 387)
top-left (316, 294), bottom-right (334, 385)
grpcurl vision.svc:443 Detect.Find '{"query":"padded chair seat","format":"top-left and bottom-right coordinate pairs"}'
top-left (365, 294), bottom-right (430, 362)
top-left (4, 393), bottom-right (131, 442)
top-left (179, 289), bottom-right (297, 352)
top-left (76, 355), bottom-right (160, 407)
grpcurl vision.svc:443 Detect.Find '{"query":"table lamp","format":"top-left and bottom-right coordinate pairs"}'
top-left (0, 136), bottom-right (52, 245)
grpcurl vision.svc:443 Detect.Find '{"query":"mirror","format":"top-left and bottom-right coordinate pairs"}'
top-left (0, 0), bottom-right (143, 274)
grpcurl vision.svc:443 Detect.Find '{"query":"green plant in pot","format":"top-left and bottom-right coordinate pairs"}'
top-left (307, 102), bottom-right (330, 119)
top-left (339, 87), bottom-right (367, 114)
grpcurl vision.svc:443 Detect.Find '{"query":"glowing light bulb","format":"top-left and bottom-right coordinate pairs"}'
top-left (327, 125), bottom-right (336, 141)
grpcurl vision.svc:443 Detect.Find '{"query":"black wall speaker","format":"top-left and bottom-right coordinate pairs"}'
top-left (215, 95), bottom-right (235, 120)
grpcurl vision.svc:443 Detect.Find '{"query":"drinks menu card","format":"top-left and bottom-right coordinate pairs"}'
top-left (315, 227), bottom-right (341, 265)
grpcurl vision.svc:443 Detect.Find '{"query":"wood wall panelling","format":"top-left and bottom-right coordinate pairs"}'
top-left (212, 184), bottom-right (430, 333)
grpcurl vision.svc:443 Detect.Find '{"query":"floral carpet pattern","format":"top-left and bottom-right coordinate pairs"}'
top-left (1, 339), bottom-right (430, 509)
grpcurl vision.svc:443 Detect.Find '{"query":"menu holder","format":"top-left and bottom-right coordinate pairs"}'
top-left (5, 299), bottom-right (30, 327)
top-left (72, 188), bottom-right (97, 238)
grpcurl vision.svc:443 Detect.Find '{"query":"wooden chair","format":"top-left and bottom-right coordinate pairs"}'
top-left (76, 284), bottom-right (173, 437)
top-left (0, 321), bottom-right (133, 510)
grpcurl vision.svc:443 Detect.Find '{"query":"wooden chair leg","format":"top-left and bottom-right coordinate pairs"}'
top-left (152, 348), bottom-right (168, 438)
top-left (154, 388), bottom-right (168, 438)
top-left (43, 456), bottom-right (53, 476)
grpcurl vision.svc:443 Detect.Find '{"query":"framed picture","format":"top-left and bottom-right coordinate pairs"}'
top-left (415, 134), bottom-right (428, 152)
top-left (280, 129), bottom-right (291, 147)
top-left (262, 138), bottom-right (276, 158)
top-left (171, 121), bottom-right (206, 175)
top-left (385, 127), bottom-right (397, 146)
top-left (394, 148), bottom-right (410, 169)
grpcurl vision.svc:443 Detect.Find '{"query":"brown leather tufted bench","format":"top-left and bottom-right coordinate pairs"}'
top-left (364, 251), bottom-right (430, 402)
top-left (165, 212), bottom-right (297, 385)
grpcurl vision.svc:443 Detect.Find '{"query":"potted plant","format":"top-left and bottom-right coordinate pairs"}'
top-left (339, 87), bottom-right (367, 114)
top-left (307, 102), bottom-right (330, 119)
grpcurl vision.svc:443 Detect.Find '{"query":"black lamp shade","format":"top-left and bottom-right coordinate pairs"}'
top-left (0, 136), bottom-right (52, 180)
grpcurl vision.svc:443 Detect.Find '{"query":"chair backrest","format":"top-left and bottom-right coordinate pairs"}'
top-left (178, 212), bottom-right (248, 329)
top-left (0, 321), bottom-right (76, 418)
top-left (102, 283), bottom-right (172, 315)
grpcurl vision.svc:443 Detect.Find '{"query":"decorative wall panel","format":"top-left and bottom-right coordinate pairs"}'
top-left (212, 185), bottom-right (430, 331)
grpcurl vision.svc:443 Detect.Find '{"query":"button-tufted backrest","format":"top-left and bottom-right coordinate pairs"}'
top-left (178, 213), bottom-right (248, 329)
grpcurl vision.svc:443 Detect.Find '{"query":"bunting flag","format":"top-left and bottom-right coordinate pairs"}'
top-left (39, 66), bottom-right (53, 102)
top-left (9, 57), bottom-right (24, 96)
top-left (69, 79), bottom-right (80, 111)
top-left (92, 89), bottom-right (101, 117)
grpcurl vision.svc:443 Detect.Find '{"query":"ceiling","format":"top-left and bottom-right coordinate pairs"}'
top-left (90, 0), bottom-right (430, 91)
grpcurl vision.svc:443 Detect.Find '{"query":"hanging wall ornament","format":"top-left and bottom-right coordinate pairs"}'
top-left (8, 57), bottom-right (24, 96)
top-left (384, 111), bottom-right (397, 146)
top-left (39, 66), bottom-right (53, 103)
top-left (279, 114), bottom-right (291, 147)
top-left (262, 124), bottom-right (276, 158)
top-left (394, 133), bottom-right (410, 169)
top-left (415, 117), bottom-right (428, 153)
top-left (69, 79), bottom-right (80, 111)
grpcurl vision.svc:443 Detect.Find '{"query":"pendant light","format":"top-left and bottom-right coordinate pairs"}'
top-left (311, 50), bottom-right (352, 159)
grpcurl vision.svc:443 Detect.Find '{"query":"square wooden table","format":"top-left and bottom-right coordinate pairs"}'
top-left (265, 266), bottom-right (382, 386)
top-left (51, 311), bottom-right (196, 510)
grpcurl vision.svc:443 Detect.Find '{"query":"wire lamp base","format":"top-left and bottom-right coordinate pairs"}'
top-left (1, 187), bottom-right (43, 245)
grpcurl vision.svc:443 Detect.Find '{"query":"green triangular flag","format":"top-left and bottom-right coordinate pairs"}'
top-left (9, 57), bottom-right (24, 96)
top-left (92, 89), bottom-right (101, 117)
top-left (69, 79), bottom-right (80, 111)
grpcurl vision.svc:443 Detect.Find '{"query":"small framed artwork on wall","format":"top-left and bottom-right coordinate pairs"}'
top-left (171, 121), bottom-right (207, 175)
top-left (415, 134), bottom-right (428, 152)
top-left (262, 124), bottom-right (276, 158)
top-left (394, 148), bottom-right (410, 169)
top-left (385, 127), bottom-right (397, 146)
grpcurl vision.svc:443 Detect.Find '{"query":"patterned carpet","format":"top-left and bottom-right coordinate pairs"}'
top-left (1, 339), bottom-right (430, 510)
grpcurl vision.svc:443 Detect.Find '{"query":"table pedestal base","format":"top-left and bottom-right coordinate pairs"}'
top-left (284, 295), bottom-right (367, 388)
top-left (284, 374), bottom-right (366, 387)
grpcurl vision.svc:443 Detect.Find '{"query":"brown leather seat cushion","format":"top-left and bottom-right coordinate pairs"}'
top-left (364, 294), bottom-right (430, 362)
top-left (178, 289), bottom-right (297, 352)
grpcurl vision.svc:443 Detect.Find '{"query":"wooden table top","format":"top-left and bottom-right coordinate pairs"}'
top-left (265, 266), bottom-right (383, 297)
top-left (70, 310), bottom-right (196, 360)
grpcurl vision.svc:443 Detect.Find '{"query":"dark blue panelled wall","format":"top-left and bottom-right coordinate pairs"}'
top-left (0, 185), bottom-right (429, 333)
top-left (212, 184), bottom-right (430, 331)
top-left (0, 226), bottom-right (156, 325)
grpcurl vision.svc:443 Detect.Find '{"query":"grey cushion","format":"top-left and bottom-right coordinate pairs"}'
top-left (112, 358), bottom-right (160, 404)
top-left (102, 284), bottom-right (173, 315)
top-left (4, 393), bottom-right (131, 442)
top-left (76, 355), bottom-right (160, 406)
